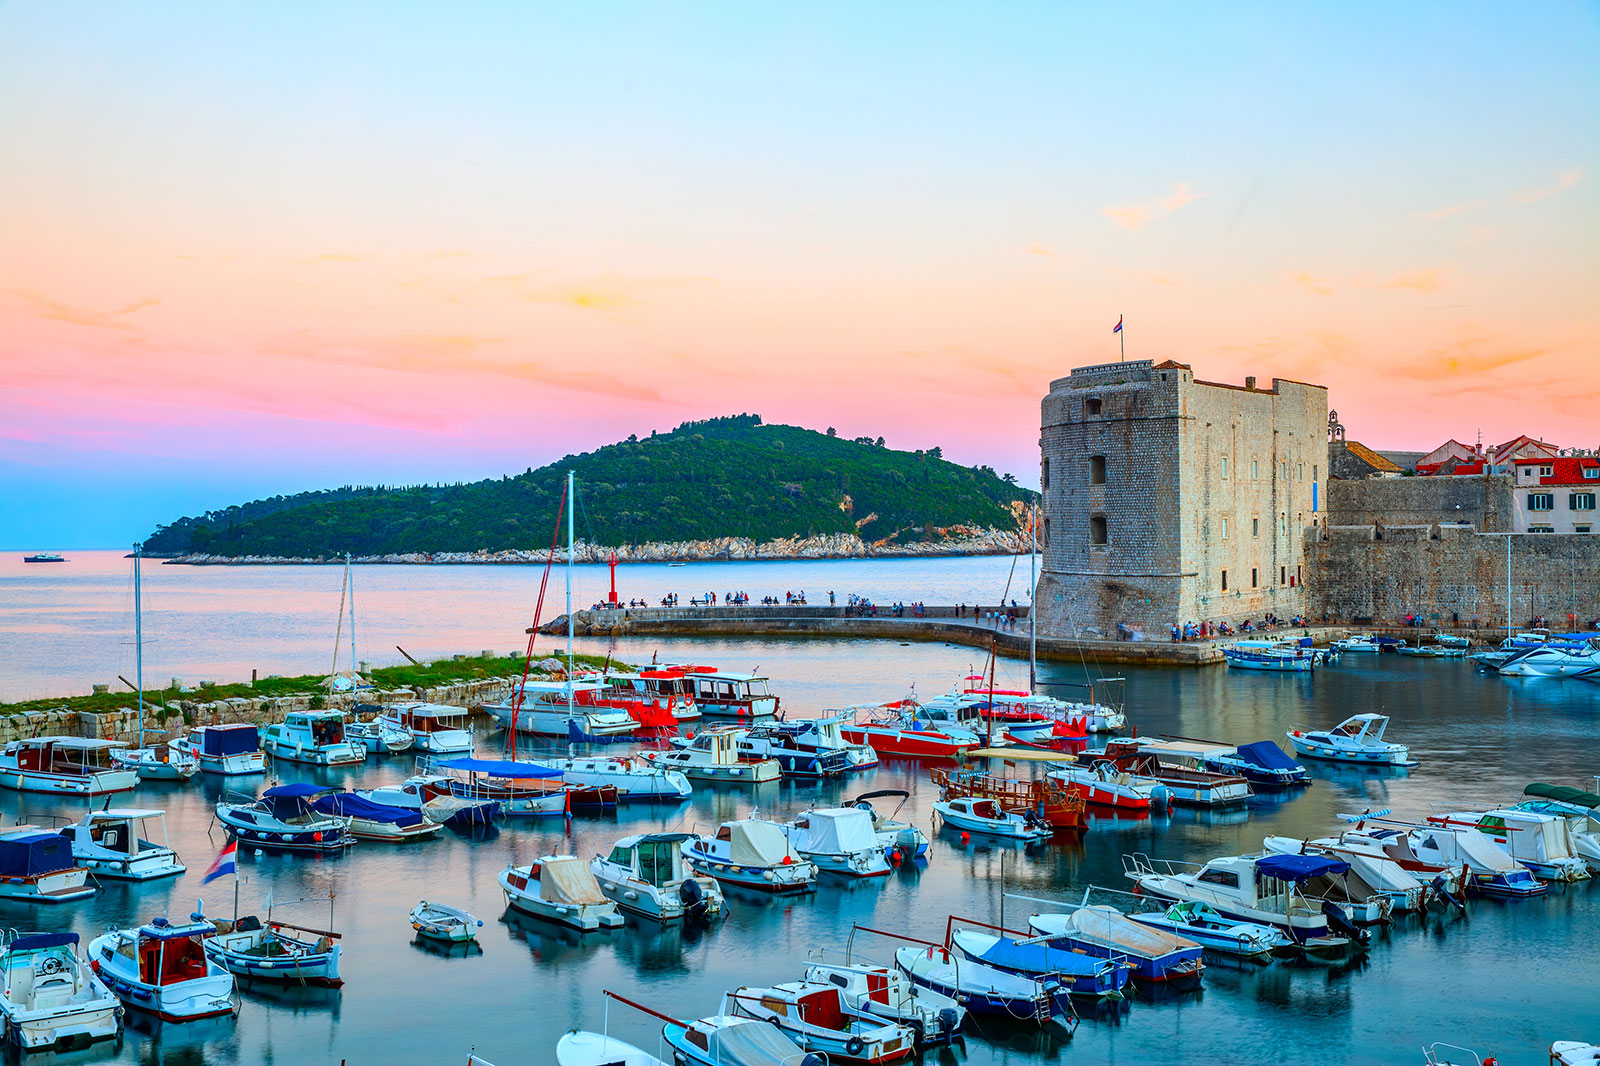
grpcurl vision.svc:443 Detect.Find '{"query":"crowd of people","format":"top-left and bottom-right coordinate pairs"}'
top-left (1164, 613), bottom-right (1308, 643)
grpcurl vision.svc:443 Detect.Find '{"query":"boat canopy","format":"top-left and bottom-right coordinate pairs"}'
top-left (849, 790), bottom-right (909, 803)
top-left (698, 1019), bottom-right (813, 1066)
top-left (7, 932), bottom-right (78, 952)
top-left (796, 809), bottom-right (879, 853)
top-left (261, 783), bottom-right (337, 818)
top-left (0, 833), bottom-right (76, 876)
top-left (1235, 741), bottom-right (1302, 770)
top-left (436, 757), bottom-right (562, 779)
top-left (1525, 783), bottom-right (1600, 809)
top-left (969, 747), bottom-right (1075, 762)
top-left (1254, 854), bottom-right (1351, 882)
top-left (199, 724), bottom-right (260, 756)
top-left (538, 855), bottom-right (607, 905)
top-left (312, 792), bottom-right (425, 828)
top-left (727, 821), bottom-right (795, 866)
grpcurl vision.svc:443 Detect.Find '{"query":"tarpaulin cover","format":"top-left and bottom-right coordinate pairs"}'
top-left (436, 758), bottom-right (561, 779)
top-left (1235, 741), bottom-right (1303, 770)
top-left (794, 809), bottom-right (879, 854)
top-left (728, 821), bottom-right (793, 866)
top-left (950, 929), bottom-right (1108, 978)
top-left (538, 855), bottom-right (606, 905)
top-left (0, 833), bottom-right (75, 877)
top-left (1254, 854), bottom-right (1351, 881)
top-left (200, 725), bottom-right (259, 757)
top-left (1525, 783), bottom-right (1600, 809)
top-left (312, 792), bottom-right (425, 828)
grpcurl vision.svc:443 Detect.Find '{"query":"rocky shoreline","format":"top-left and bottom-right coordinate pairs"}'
top-left (160, 527), bottom-right (1031, 565)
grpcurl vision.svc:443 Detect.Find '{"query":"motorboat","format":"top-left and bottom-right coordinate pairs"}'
top-left (725, 982), bottom-right (916, 1063)
top-left (202, 907), bottom-right (343, 986)
top-left (1263, 835), bottom-right (1431, 913)
top-left (600, 666), bottom-right (700, 722)
top-left (484, 680), bottom-right (639, 738)
top-left (839, 706), bottom-right (982, 760)
top-left (1286, 714), bottom-right (1417, 766)
top-left (1397, 643), bottom-right (1446, 658)
top-left (723, 726), bottom-right (853, 777)
top-left (662, 1012), bottom-right (822, 1066)
top-left (410, 901), bottom-right (483, 943)
top-left (429, 756), bottom-right (612, 816)
top-left (345, 715), bottom-right (414, 755)
top-left (684, 819), bottom-right (818, 893)
top-left (1026, 904), bottom-right (1205, 983)
top-left (772, 713), bottom-right (878, 769)
top-left (1202, 740), bottom-right (1310, 788)
top-left (1049, 761), bottom-right (1169, 810)
top-left (949, 928), bottom-right (1129, 1001)
top-left (931, 764), bottom-right (1088, 833)
top-left (911, 693), bottom-right (1006, 742)
top-left (214, 784), bottom-right (356, 853)
top-left (800, 961), bottom-right (964, 1047)
top-left (1520, 786), bottom-right (1600, 872)
top-left (556, 1030), bottom-right (670, 1066)
top-left (1433, 633), bottom-right (1470, 648)
top-left (1331, 635), bottom-right (1382, 653)
top-left (642, 730), bottom-right (780, 784)
top-left (1495, 637), bottom-right (1600, 678)
top-left (356, 775), bottom-right (501, 827)
top-left (500, 854), bottom-right (624, 931)
top-left (1551, 1042), bottom-right (1600, 1066)
top-left (21, 554), bottom-right (65, 563)
top-left (60, 808), bottom-right (186, 880)
top-left (1310, 824), bottom-right (1471, 902)
top-left (845, 790), bottom-right (929, 860)
top-left (0, 931), bottom-right (121, 1052)
top-left (1094, 738), bottom-right (1252, 807)
top-left (110, 742), bottom-right (199, 781)
top-left (1123, 852), bottom-right (1359, 944)
top-left (375, 702), bottom-right (475, 754)
top-left (0, 829), bottom-right (94, 903)
top-left (592, 833), bottom-right (726, 922)
top-left (932, 797), bottom-right (1050, 841)
top-left (1432, 809), bottom-right (1592, 882)
top-left (0, 738), bottom-right (138, 796)
top-left (893, 944), bottom-right (1075, 1032)
top-left (88, 917), bottom-right (237, 1022)
top-left (173, 724), bottom-right (266, 775)
top-left (680, 669), bottom-right (780, 719)
top-left (960, 682), bottom-right (1128, 734)
top-left (260, 710), bottom-right (366, 766)
top-left (1222, 638), bottom-right (1323, 671)
top-left (309, 790), bottom-right (443, 842)
top-left (1252, 844), bottom-right (1393, 924)
top-left (775, 809), bottom-right (893, 877)
top-left (528, 754), bottom-right (691, 802)
top-left (1372, 818), bottom-right (1546, 897)
top-left (1125, 901), bottom-right (1297, 960)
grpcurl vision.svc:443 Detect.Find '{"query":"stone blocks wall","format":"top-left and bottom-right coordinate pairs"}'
top-left (1325, 475), bottom-right (1513, 531)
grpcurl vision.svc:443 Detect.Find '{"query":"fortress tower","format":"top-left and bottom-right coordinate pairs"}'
top-left (1035, 360), bottom-right (1329, 639)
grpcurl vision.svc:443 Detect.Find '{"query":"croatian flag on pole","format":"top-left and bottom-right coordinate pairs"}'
top-left (1112, 316), bottom-right (1123, 333)
top-left (201, 841), bottom-right (237, 885)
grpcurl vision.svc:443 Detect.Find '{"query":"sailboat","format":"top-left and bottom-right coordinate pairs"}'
top-left (110, 547), bottom-right (200, 781)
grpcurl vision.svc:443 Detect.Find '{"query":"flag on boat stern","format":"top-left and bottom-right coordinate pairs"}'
top-left (1112, 316), bottom-right (1123, 333)
top-left (201, 841), bottom-right (237, 885)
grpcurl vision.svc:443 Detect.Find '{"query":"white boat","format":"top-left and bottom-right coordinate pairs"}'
top-left (0, 828), bottom-right (94, 903)
top-left (1514, 798), bottom-right (1600, 873)
top-left (556, 1030), bottom-right (669, 1066)
top-left (346, 714), bottom-right (414, 755)
top-left (214, 783), bottom-right (357, 853)
top-left (1331, 635), bottom-right (1382, 653)
top-left (202, 907), bottom-right (343, 986)
top-left (684, 819), bottom-right (818, 893)
top-left (1252, 841), bottom-right (1392, 924)
top-left (172, 724), bottom-right (266, 776)
top-left (1026, 904), bottom-right (1206, 983)
top-left (800, 960), bottom-right (965, 1046)
top-left (591, 833), bottom-right (726, 922)
top-left (642, 730), bottom-right (780, 784)
top-left (1048, 761), bottom-right (1169, 811)
top-left (773, 713), bottom-right (878, 769)
top-left (89, 917), bottom-right (237, 1022)
top-left (0, 738), bottom-right (138, 796)
top-left (1125, 901), bottom-right (1296, 960)
top-left (110, 743), bottom-right (199, 781)
top-left (1094, 738), bottom-right (1253, 807)
top-left (1286, 713), bottom-right (1417, 766)
top-left (309, 790), bottom-right (443, 842)
top-left (1496, 637), bottom-right (1600, 678)
top-left (356, 774), bottom-right (502, 826)
top-left (60, 808), bottom-right (186, 880)
top-left (725, 982), bottom-right (916, 1063)
top-left (1123, 852), bottom-right (1354, 944)
top-left (1433, 633), bottom-right (1470, 648)
top-left (775, 808), bottom-right (893, 877)
top-left (376, 702), bottom-right (475, 754)
top-left (682, 669), bottom-right (780, 720)
top-left (0, 931), bottom-right (121, 1052)
top-left (1369, 819), bottom-right (1547, 897)
top-left (410, 900), bottom-right (483, 942)
top-left (846, 790), bottom-right (929, 861)
top-left (662, 1012), bottom-right (822, 1066)
top-left (1433, 809), bottom-right (1592, 882)
top-left (1222, 638), bottom-right (1323, 671)
top-left (1551, 1042), bottom-right (1600, 1066)
top-left (529, 754), bottom-right (691, 801)
top-left (701, 726), bottom-right (853, 777)
top-left (1263, 835), bottom-right (1431, 913)
top-left (932, 797), bottom-right (1051, 841)
top-left (261, 710), bottom-right (366, 766)
top-left (500, 854), bottom-right (624, 931)
top-left (600, 667), bottom-right (701, 721)
top-left (484, 680), bottom-right (639, 738)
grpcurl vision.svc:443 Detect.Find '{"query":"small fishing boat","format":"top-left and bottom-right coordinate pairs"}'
top-left (1049, 761), bottom-right (1168, 810)
top-left (949, 928), bottom-right (1129, 1001)
top-left (592, 833), bottom-right (726, 923)
top-left (893, 944), bottom-right (1075, 1031)
top-left (1202, 740), bottom-right (1310, 788)
top-left (110, 742), bottom-right (200, 781)
top-left (1551, 1042), bottom-right (1600, 1066)
top-left (931, 763), bottom-right (1088, 833)
top-left (1026, 904), bottom-right (1205, 983)
top-left (932, 797), bottom-right (1051, 841)
top-left (772, 713), bottom-right (878, 769)
top-left (664, 1013), bottom-right (821, 1066)
top-left (0, 738), bottom-right (138, 796)
top-left (376, 702), bottom-right (475, 754)
top-left (556, 1030), bottom-right (669, 1066)
top-left (88, 917), bottom-right (237, 1022)
top-left (527, 754), bottom-right (691, 802)
top-left (500, 854), bottom-right (625, 931)
top-left (0, 829), bottom-right (94, 903)
top-left (1286, 714), bottom-right (1417, 766)
top-left (410, 901), bottom-right (483, 943)
top-left (430, 756), bottom-right (609, 816)
top-left (484, 680), bottom-right (639, 738)
top-left (214, 784), bottom-right (356, 853)
top-left (1331, 635), bottom-right (1382, 653)
top-left (1093, 739), bottom-right (1252, 808)
top-left (261, 711), bottom-right (366, 766)
top-left (726, 983), bottom-right (916, 1063)
top-left (777, 809), bottom-right (893, 877)
top-left (173, 724), bottom-right (267, 776)
top-left (600, 666), bottom-right (701, 722)
top-left (642, 730), bottom-right (780, 784)
top-left (60, 808), bottom-right (186, 880)
top-left (1433, 633), bottom-right (1470, 648)
top-left (203, 905), bottom-right (343, 987)
top-left (345, 715), bottom-right (414, 755)
top-left (0, 931), bottom-right (122, 1052)
top-left (718, 726), bottom-right (853, 777)
top-left (310, 790), bottom-right (443, 842)
top-left (1125, 901), bottom-right (1296, 960)
top-left (800, 961), bottom-right (964, 1047)
top-left (845, 790), bottom-right (929, 860)
top-left (684, 819), bottom-right (819, 893)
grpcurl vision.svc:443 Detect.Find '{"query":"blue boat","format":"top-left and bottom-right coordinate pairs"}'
top-left (950, 929), bottom-right (1129, 1000)
top-left (893, 945), bottom-right (1076, 1032)
top-left (214, 784), bottom-right (355, 853)
top-left (1026, 906), bottom-right (1204, 984)
top-left (1207, 740), bottom-right (1310, 788)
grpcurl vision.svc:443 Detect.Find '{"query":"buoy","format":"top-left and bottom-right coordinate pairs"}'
top-left (960, 832), bottom-right (970, 843)
top-left (313, 832), bottom-right (323, 842)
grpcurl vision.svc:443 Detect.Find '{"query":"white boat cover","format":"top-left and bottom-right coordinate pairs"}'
top-left (797, 809), bottom-right (879, 854)
top-left (540, 856), bottom-right (608, 905)
top-left (729, 821), bottom-right (793, 866)
top-left (1423, 827), bottom-right (1520, 873)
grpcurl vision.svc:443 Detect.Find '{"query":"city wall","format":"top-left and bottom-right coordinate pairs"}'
top-left (1324, 475), bottom-right (1513, 531)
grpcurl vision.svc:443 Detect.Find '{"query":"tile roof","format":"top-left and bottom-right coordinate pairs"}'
top-left (1513, 456), bottom-right (1600, 485)
top-left (1343, 440), bottom-right (1403, 473)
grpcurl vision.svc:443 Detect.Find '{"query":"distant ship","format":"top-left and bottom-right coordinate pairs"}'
top-left (22, 553), bottom-right (66, 563)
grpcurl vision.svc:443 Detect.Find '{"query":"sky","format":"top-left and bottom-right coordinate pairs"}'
top-left (2, 2), bottom-right (1596, 548)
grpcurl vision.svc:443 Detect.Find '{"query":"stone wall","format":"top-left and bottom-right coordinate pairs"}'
top-left (1306, 524), bottom-right (1600, 627)
top-left (1325, 475), bottom-right (1513, 531)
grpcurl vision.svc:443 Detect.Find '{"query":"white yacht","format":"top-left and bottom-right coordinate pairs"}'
top-left (484, 680), bottom-right (637, 738)
top-left (1123, 852), bottom-right (1349, 943)
top-left (260, 711), bottom-right (366, 766)
top-left (377, 702), bottom-right (475, 754)
top-left (0, 932), bottom-right (122, 1052)
top-left (60, 809), bottom-right (186, 881)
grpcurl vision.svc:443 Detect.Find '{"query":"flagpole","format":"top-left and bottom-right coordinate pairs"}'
top-left (1119, 313), bottom-right (1125, 363)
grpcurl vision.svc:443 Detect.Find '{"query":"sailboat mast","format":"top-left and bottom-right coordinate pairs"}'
top-left (346, 554), bottom-right (358, 694)
top-left (566, 469), bottom-right (575, 718)
top-left (1506, 535), bottom-right (1513, 640)
top-left (134, 544), bottom-right (144, 748)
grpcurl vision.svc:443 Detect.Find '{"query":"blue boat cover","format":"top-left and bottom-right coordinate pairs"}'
top-left (1254, 854), bottom-right (1351, 881)
top-left (0, 833), bottom-right (76, 877)
top-left (435, 757), bottom-right (562, 779)
top-left (200, 724), bottom-right (259, 757)
top-left (9, 932), bottom-right (77, 951)
top-left (1235, 741), bottom-right (1303, 771)
top-left (312, 792), bottom-right (425, 828)
top-left (964, 934), bottom-right (1108, 978)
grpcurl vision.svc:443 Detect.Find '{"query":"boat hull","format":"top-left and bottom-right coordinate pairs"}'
top-left (0, 768), bottom-right (137, 797)
top-left (839, 727), bottom-right (974, 760)
top-left (260, 740), bottom-right (365, 766)
top-left (89, 962), bottom-right (235, 1023)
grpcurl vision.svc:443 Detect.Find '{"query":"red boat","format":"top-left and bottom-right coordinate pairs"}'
top-left (1003, 719), bottom-right (1089, 754)
top-left (840, 705), bottom-right (981, 760)
top-left (930, 765), bottom-right (1086, 832)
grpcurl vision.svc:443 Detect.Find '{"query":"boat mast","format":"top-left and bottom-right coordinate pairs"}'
top-left (566, 469), bottom-right (575, 722)
top-left (134, 543), bottom-right (144, 749)
top-left (1506, 534), bottom-right (1513, 641)
top-left (346, 553), bottom-right (359, 696)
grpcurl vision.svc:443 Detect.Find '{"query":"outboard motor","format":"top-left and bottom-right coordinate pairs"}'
top-left (938, 1006), bottom-right (962, 1042)
top-left (1430, 873), bottom-right (1468, 914)
top-left (1321, 901), bottom-right (1368, 947)
top-left (679, 876), bottom-right (706, 917)
top-left (1148, 785), bottom-right (1172, 810)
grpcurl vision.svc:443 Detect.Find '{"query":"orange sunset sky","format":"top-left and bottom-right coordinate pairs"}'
top-left (2, 4), bottom-right (1596, 546)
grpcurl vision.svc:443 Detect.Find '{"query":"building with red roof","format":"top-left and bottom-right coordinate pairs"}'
top-left (1512, 456), bottom-right (1600, 533)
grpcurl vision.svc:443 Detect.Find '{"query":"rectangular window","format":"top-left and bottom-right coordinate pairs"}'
top-left (1251, 568), bottom-right (1258, 588)
top-left (1221, 456), bottom-right (1229, 479)
top-left (1298, 463), bottom-right (1304, 481)
top-left (1280, 565), bottom-right (1287, 584)
top-left (1252, 517), bottom-right (1259, 538)
top-left (1585, 468), bottom-right (1599, 480)
top-left (1578, 525), bottom-right (1593, 534)
top-left (1529, 526), bottom-right (1554, 534)
top-left (1571, 492), bottom-right (1596, 511)
top-left (1221, 517), bottom-right (1229, 538)
top-left (1090, 515), bottom-right (1108, 545)
top-left (1221, 570), bottom-right (1228, 591)
top-left (1528, 493), bottom-right (1554, 511)
top-left (1251, 459), bottom-right (1259, 480)
top-left (1278, 513), bottom-right (1286, 537)
top-left (1540, 465), bottom-right (1553, 476)
top-left (1041, 457), bottom-right (1050, 490)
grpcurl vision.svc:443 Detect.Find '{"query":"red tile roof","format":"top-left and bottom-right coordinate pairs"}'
top-left (1513, 456), bottom-right (1600, 485)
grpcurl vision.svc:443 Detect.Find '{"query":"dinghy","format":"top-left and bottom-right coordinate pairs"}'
top-left (0, 932), bottom-right (121, 1052)
top-left (1125, 901), bottom-right (1297, 960)
top-left (1286, 714), bottom-right (1417, 767)
top-left (1026, 904), bottom-right (1205, 983)
top-left (110, 742), bottom-right (199, 781)
top-left (346, 715), bottom-right (414, 755)
top-left (556, 1030), bottom-right (669, 1066)
top-left (203, 912), bottom-right (343, 986)
top-left (592, 833), bottom-right (726, 922)
top-left (725, 983), bottom-right (916, 1063)
top-left (800, 961), bottom-right (964, 1047)
top-left (88, 917), bottom-right (237, 1022)
top-left (932, 797), bottom-right (1051, 841)
top-left (410, 901), bottom-right (483, 943)
top-left (60, 808), bottom-right (186, 880)
top-left (500, 854), bottom-right (624, 930)
top-left (684, 819), bottom-right (819, 893)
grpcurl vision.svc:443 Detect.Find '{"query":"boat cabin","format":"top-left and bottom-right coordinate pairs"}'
top-left (605, 669), bottom-right (695, 708)
top-left (605, 833), bottom-right (691, 887)
top-left (384, 703), bottom-right (469, 733)
top-left (2, 738), bottom-right (126, 776)
top-left (684, 670), bottom-right (779, 716)
top-left (283, 711), bottom-right (350, 746)
top-left (195, 724), bottom-right (261, 757)
top-left (71, 809), bottom-right (170, 856)
top-left (125, 919), bottom-right (214, 987)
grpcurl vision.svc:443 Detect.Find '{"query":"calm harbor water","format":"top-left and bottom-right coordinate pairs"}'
top-left (0, 553), bottom-right (1595, 1064)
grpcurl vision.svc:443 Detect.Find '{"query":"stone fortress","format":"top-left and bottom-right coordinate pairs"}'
top-left (1036, 359), bottom-right (1599, 638)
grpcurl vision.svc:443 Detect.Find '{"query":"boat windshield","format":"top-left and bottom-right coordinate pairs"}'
top-left (635, 838), bottom-right (679, 887)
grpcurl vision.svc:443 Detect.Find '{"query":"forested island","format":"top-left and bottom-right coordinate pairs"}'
top-left (144, 415), bottom-right (1037, 562)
